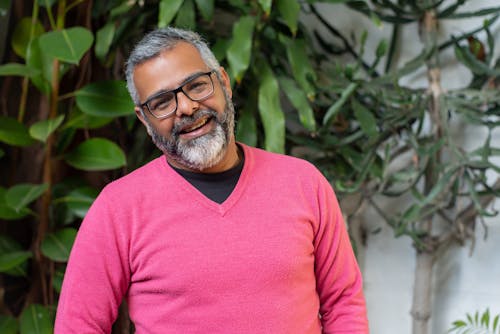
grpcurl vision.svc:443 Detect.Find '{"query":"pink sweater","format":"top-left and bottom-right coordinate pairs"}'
top-left (55, 144), bottom-right (368, 333)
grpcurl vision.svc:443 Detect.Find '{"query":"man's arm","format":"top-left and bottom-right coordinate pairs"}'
top-left (313, 176), bottom-right (369, 333)
top-left (55, 188), bottom-right (130, 333)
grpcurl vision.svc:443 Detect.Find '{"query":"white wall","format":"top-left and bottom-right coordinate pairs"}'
top-left (302, 1), bottom-right (500, 333)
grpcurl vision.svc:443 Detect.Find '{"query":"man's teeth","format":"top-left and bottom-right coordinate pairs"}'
top-left (183, 118), bottom-right (209, 133)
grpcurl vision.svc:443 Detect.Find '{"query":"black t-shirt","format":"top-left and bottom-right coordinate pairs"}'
top-left (170, 154), bottom-right (244, 204)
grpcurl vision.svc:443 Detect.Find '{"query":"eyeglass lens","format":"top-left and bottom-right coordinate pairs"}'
top-left (147, 72), bottom-right (214, 117)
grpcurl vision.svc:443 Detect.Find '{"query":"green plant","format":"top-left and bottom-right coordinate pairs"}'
top-left (449, 309), bottom-right (500, 334)
top-left (0, 0), bottom-right (322, 332)
top-left (290, 1), bottom-right (500, 334)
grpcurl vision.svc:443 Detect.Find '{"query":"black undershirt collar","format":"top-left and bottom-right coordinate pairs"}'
top-left (169, 150), bottom-right (245, 204)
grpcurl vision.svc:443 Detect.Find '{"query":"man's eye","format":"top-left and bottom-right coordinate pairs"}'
top-left (150, 94), bottom-right (174, 110)
top-left (186, 80), bottom-right (208, 93)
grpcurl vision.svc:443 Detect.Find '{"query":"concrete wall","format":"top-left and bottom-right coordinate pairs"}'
top-left (302, 1), bottom-right (500, 333)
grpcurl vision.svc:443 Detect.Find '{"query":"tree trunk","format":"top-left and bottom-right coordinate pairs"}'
top-left (411, 250), bottom-right (435, 334)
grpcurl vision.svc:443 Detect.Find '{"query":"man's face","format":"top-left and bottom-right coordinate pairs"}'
top-left (133, 42), bottom-right (235, 171)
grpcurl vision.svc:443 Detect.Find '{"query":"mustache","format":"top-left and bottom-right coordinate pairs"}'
top-left (171, 109), bottom-right (220, 137)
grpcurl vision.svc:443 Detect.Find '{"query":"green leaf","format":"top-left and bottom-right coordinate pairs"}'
top-left (0, 63), bottom-right (40, 77)
top-left (29, 115), bottom-right (65, 142)
top-left (279, 76), bottom-right (316, 132)
top-left (64, 108), bottom-right (114, 130)
top-left (352, 99), bottom-right (378, 138)
top-left (5, 183), bottom-right (49, 213)
top-left (63, 186), bottom-right (99, 218)
top-left (480, 309), bottom-right (490, 327)
top-left (38, 27), bottom-right (94, 64)
top-left (421, 167), bottom-right (456, 207)
top-left (39, 0), bottom-right (58, 7)
top-left (0, 235), bottom-right (29, 276)
top-left (52, 267), bottom-right (65, 293)
top-left (95, 22), bottom-right (116, 62)
top-left (19, 304), bottom-right (53, 334)
top-left (236, 105), bottom-right (258, 147)
top-left (0, 116), bottom-right (35, 146)
top-left (258, 61), bottom-right (285, 153)
top-left (276, 0), bottom-right (300, 35)
top-left (0, 251), bottom-right (32, 272)
top-left (258, 0), bottom-right (272, 15)
top-left (26, 37), bottom-right (52, 95)
top-left (285, 37), bottom-right (317, 99)
top-left (41, 228), bottom-right (77, 262)
top-left (0, 315), bottom-right (18, 334)
top-left (65, 138), bottom-right (126, 171)
top-left (158, 0), bottom-right (184, 28)
top-left (175, 0), bottom-right (196, 29)
top-left (227, 16), bottom-right (256, 83)
top-left (75, 80), bottom-right (135, 117)
top-left (376, 39), bottom-right (388, 57)
top-left (0, 187), bottom-right (30, 220)
top-left (194, 0), bottom-right (214, 21)
top-left (323, 82), bottom-right (359, 126)
top-left (11, 17), bottom-right (45, 59)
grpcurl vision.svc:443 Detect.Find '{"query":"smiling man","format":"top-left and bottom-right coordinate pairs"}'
top-left (55, 27), bottom-right (369, 334)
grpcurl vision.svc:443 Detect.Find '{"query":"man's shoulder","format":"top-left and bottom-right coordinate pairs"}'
top-left (102, 156), bottom-right (167, 194)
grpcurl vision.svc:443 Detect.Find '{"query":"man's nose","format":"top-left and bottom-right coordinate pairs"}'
top-left (175, 91), bottom-right (199, 117)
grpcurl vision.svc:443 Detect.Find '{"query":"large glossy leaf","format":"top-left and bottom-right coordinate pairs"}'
top-left (284, 37), bottom-right (317, 99)
top-left (95, 22), bottom-right (116, 62)
top-left (0, 116), bottom-right (35, 146)
top-left (158, 0), bottom-right (184, 28)
top-left (0, 63), bottom-right (40, 77)
top-left (64, 108), bottom-right (114, 130)
top-left (29, 115), bottom-right (65, 142)
top-left (5, 183), bottom-right (49, 213)
top-left (26, 37), bottom-right (53, 95)
top-left (0, 315), bottom-right (18, 334)
top-left (277, 0), bottom-right (300, 35)
top-left (236, 105), bottom-right (258, 147)
top-left (75, 80), bottom-right (135, 117)
top-left (279, 76), bottom-right (316, 132)
top-left (227, 16), bottom-right (256, 83)
top-left (0, 251), bottom-right (32, 272)
top-left (0, 187), bottom-right (30, 220)
top-left (39, 27), bottom-right (94, 64)
top-left (65, 138), bottom-right (126, 171)
top-left (19, 304), bottom-right (53, 334)
top-left (0, 235), bottom-right (29, 276)
top-left (194, 0), bottom-right (214, 21)
top-left (258, 62), bottom-right (285, 153)
top-left (11, 17), bottom-right (45, 59)
top-left (64, 186), bottom-right (99, 218)
top-left (41, 228), bottom-right (77, 262)
top-left (258, 0), bottom-right (272, 15)
top-left (175, 0), bottom-right (195, 29)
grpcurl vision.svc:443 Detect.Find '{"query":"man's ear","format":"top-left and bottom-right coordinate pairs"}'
top-left (135, 107), bottom-right (148, 127)
top-left (218, 67), bottom-right (232, 99)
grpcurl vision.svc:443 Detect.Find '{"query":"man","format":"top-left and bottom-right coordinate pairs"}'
top-left (55, 27), bottom-right (369, 333)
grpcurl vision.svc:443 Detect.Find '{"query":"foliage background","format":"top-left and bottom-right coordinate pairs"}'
top-left (0, 0), bottom-right (499, 333)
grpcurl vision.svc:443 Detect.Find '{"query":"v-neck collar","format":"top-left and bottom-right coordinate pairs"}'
top-left (158, 143), bottom-right (252, 216)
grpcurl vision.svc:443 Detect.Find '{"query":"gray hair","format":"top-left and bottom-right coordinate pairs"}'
top-left (125, 27), bottom-right (221, 105)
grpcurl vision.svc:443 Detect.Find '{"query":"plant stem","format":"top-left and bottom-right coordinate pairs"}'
top-left (411, 8), bottom-right (443, 334)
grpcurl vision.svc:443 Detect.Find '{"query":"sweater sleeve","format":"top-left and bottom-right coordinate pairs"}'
top-left (313, 176), bottom-right (369, 334)
top-left (55, 187), bottom-right (130, 334)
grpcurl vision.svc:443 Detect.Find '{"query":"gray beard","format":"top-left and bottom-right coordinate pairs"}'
top-left (144, 95), bottom-right (235, 171)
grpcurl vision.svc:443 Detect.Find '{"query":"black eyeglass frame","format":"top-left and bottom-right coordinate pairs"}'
top-left (139, 70), bottom-right (216, 119)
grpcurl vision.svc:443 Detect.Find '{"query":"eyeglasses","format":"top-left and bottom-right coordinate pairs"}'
top-left (140, 70), bottom-right (216, 119)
